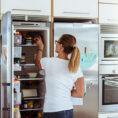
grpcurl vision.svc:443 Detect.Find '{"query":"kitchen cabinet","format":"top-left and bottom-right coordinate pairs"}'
top-left (99, 4), bottom-right (118, 24)
top-left (1, 0), bottom-right (51, 16)
top-left (53, 0), bottom-right (98, 19)
top-left (99, 0), bottom-right (118, 3)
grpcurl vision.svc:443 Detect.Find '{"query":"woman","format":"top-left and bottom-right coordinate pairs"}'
top-left (35, 34), bottom-right (84, 118)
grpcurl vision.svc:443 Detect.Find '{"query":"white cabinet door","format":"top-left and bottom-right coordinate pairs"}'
top-left (54, 0), bottom-right (98, 18)
top-left (1, 0), bottom-right (51, 16)
top-left (99, 0), bottom-right (118, 3)
top-left (99, 4), bottom-right (118, 24)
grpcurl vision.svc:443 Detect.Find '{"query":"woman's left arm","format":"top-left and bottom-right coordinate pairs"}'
top-left (71, 77), bottom-right (84, 98)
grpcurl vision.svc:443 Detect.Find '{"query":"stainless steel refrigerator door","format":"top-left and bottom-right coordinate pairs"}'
top-left (73, 23), bottom-right (99, 80)
top-left (54, 23), bottom-right (99, 80)
top-left (1, 12), bottom-right (13, 118)
top-left (54, 23), bottom-right (74, 57)
top-left (74, 80), bottom-right (98, 118)
top-left (54, 23), bottom-right (99, 118)
top-left (0, 36), bottom-right (2, 118)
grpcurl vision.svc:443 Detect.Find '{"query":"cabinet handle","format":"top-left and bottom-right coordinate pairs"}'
top-left (12, 9), bottom-right (42, 12)
top-left (102, 77), bottom-right (118, 81)
top-left (63, 11), bottom-right (90, 15)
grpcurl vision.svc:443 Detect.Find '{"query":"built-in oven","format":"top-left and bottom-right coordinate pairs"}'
top-left (99, 65), bottom-right (118, 112)
top-left (99, 25), bottom-right (118, 64)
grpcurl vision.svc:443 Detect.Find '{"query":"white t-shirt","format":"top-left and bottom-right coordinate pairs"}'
top-left (40, 57), bottom-right (83, 112)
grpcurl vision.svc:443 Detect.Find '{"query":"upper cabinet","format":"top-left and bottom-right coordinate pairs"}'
top-left (99, 4), bottom-right (118, 24)
top-left (53, 0), bottom-right (98, 19)
top-left (1, 0), bottom-right (51, 16)
top-left (99, 0), bottom-right (118, 3)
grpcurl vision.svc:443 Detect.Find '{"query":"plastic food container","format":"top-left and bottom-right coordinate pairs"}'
top-left (27, 72), bottom-right (37, 78)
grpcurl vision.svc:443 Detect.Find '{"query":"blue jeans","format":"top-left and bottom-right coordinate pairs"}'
top-left (43, 109), bottom-right (73, 118)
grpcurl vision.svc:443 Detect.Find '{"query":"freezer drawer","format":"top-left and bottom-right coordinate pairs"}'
top-left (74, 80), bottom-right (98, 118)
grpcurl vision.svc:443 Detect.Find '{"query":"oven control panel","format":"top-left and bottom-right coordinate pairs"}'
top-left (99, 65), bottom-right (118, 74)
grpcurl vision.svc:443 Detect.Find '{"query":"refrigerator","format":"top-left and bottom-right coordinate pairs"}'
top-left (1, 12), bottom-right (50, 118)
top-left (54, 22), bottom-right (99, 118)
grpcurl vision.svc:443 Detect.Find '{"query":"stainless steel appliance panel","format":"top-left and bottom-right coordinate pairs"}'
top-left (1, 12), bottom-right (13, 118)
top-left (99, 65), bottom-right (118, 112)
top-left (54, 23), bottom-right (99, 80)
top-left (99, 25), bottom-right (118, 64)
top-left (74, 80), bottom-right (98, 118)
top-left (54, 23), bottom-right (99, 118)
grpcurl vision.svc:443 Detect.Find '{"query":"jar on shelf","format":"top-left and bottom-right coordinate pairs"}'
top-left (23, 102), bottom-right (28, 109)
top-left (20, 53), bottom-right (26, 64)
top-left (25, 36), bottom-right (32, 45)
top-left (27, 101), bottom-right (34, 109)
top-left (37, 112), bottom-right (42, 118)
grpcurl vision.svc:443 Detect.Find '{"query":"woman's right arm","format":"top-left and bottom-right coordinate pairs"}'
top-left (35, 38), bottom-right (44, 70)
top-left (35, 50), bottom-right (43, 70)
top-left (71, 77), bottom-right (84, 98)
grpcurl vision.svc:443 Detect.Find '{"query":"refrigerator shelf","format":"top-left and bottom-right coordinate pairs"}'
top-left (20, 64), bottom-right (36, 66)
top-left (15, 44), bottom-right (38, 47)
top-left (18, 78), bottom-right (44, 81)
top-left (20, 108), bottom-right (43, 111)
top-left (23, 97), bottom-right (44, 100)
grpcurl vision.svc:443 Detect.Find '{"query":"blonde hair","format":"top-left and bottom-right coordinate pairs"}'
top-left (59, 34), bottom-right (80, 73)
top-left (68, 47), bottom-right (80, 73)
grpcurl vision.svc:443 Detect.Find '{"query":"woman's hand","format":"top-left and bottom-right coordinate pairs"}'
top-left (35, 37), bottom-right (44, 50)
top-left (71, 77), bottom-right (84, 98)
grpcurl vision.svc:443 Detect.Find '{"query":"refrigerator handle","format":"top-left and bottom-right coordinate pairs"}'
top-left (85, 47), bottom-right (87, 57)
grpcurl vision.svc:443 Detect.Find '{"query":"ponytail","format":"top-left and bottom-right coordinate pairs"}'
top-left (68, 47), bottom-right (80, 73)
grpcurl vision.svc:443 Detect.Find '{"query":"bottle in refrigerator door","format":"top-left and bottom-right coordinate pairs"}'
top-left (14, 32), bottom-right (22, 46)
top-left (14, 105), bottom-right (21, 118)
top-left (14, 77), bottom-right (21, 105)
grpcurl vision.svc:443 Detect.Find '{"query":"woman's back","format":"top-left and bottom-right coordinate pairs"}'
top-left (41, 57), bottom-right (83, 112)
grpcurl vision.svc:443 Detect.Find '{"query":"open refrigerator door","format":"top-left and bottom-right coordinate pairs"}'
top-left (1, 12), bottom-right (13, 118)
top-left (1, 11), bottom-right (50, 118)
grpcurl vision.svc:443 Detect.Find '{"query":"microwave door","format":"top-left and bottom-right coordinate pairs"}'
top-left (1, 12), bottom-right (13, 118)
top-left (102, 38), bottom-right (118, 61)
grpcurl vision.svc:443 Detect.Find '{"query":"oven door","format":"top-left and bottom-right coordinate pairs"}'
top-left (99, 75), bottom-right (118, 112)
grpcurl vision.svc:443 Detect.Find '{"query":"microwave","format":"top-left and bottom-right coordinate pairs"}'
top-left (99, 25), bottom-right (118, 64)
top-left (99, 34), bottom-right (118, 64)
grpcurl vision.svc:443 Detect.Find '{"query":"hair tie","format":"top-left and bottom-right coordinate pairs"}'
top-left (73, 44), bottom-right (76, 48)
